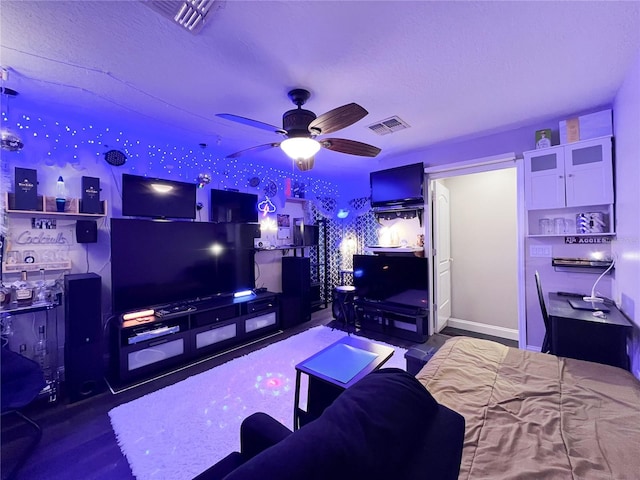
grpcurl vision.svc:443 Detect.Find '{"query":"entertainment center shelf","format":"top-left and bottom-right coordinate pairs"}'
top-left (354, 299), bottom-right (429, 343)
top-left (109, 292), bottom-right (279, 386)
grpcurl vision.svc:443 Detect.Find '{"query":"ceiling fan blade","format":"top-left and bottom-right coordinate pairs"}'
top-left (320, 138), bottom-right (381, 157)
top-left (216, 114), bottom-right (284, 134)
top-left (308, 103), bottom-right (368, 135)
top-left (226, 143), bottom-right (280, 158)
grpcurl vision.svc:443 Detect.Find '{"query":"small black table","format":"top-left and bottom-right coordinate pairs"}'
top-left (547, 292), bottom-right (633, 370)
top-left (293, 335), bottom-right (394, 429)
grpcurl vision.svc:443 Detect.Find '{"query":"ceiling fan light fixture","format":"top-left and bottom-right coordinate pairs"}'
top-left (280, 137), bottom-right (320, 161)
top-left (295, 157), bottom-right (315, 172)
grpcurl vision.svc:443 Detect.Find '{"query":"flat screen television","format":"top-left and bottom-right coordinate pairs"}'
top-left (370, 162), bottom-right (424, 209)
top-left (122, 173), bottom-right (196, 219)
top-left (110, 218), bottom-right (257, 313)
top-left (293, 224), bottom-right (319, 246)
top-left (353, 254), bottom-right (429, 309)
top-left (210, 189), bottom-right (258, 223)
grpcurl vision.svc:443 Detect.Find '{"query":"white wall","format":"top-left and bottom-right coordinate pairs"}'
top-left (444, 169), bottom-right (518, 331)
top-left (612, 48), bottom-right (640, 378)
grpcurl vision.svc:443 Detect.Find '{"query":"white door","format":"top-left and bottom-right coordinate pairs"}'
top-left (434, 181), bottom-right (451, 333)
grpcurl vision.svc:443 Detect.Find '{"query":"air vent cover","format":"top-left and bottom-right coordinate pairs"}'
top-left (142, 0), bottom-right (220, 34)
top-left (367, 116), bottom-right (411, 135)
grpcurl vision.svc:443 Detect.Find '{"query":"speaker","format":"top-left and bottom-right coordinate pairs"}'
top-left (282, 256), bottom-right (310, 294)
top-left (76, 220), bottom-right (98, 243)
top-left (64, 273), bottom-right (104, 403)
top-left (280, 295), bottom-right (311, 328)
top-left (281, 257), bottom-right (311, 328)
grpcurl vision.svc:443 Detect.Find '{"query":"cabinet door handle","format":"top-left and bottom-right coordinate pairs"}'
top-left (567, 174), bottom-right (573, 177)
top-left (559, 175), bottom-right (564, 179)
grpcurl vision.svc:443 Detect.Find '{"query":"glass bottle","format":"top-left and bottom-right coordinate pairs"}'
top-left (1, 314), bottom-right (13, 337)
top-left (33, 324), bottom-right (51, 381)
top-left (0, 281), bottom-right (11, 308)
top-left (13, 270), bottom-right (34, 306)
top-left (34, 268), bottom-right (48, 303)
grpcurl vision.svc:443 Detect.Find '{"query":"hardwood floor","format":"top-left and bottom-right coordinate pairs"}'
top-left (1, 308), bottom-right (514, 480)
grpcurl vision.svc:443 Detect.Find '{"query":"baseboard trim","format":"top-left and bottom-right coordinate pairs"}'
top-left (446, 318), bottom-right (519, 341)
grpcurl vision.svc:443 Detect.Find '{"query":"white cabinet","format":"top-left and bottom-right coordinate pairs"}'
top-left (524, 136), bottom-right (615, 237)
top-left (524, 136), bottom-right (613, 210)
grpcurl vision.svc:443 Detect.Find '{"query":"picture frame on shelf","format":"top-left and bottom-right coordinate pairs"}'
top-left (535, 129), bottom-right (553, 149)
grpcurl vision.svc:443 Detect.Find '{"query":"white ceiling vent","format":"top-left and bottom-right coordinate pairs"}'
top-left (367, 116), bottom-right (411, 135)
top-left (142, 0), bottom-right (221, 34)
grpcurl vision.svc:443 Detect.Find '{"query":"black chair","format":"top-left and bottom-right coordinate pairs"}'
top-left (534, 271), bottom-right (552, 354)
top-left (1, 346), bottom-right (47, 480)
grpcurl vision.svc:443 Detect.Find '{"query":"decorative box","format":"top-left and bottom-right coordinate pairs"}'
top-left (560, 109), bottom-right (612, 144)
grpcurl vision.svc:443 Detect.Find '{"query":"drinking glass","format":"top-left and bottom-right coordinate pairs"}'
top-left (554, 218), bottom-right (565, 235)
top-left (539, 218), bottom-right (552, 235)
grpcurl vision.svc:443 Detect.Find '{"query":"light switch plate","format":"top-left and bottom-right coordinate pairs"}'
top-left (530, 245), bottom-right (552, 258)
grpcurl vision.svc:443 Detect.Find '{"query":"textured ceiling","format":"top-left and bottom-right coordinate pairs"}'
top-left (1, 0), bottom-right (639, 179)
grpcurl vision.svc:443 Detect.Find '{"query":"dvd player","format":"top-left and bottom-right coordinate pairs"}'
top-left (155, 305), bottom-right (197, 318)
top-left (128, 325), bottom-right (180, 344)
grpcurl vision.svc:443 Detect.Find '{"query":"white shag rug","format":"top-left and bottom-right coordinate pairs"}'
top-left (109, 326), bottom-right (407, 480)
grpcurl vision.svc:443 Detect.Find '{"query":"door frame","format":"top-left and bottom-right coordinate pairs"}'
top-left (424, 152), bottom-right (527, 348)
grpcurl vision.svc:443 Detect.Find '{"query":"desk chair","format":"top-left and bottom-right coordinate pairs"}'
top-left (534, 271), bottom-right (552, 354)
top-left (1, 346), bottom-right (47, 480)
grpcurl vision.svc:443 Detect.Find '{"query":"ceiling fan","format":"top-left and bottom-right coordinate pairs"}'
top-left (216, 89), bottom-right (381, 171)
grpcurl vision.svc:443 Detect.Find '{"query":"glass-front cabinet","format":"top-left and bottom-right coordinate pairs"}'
top-left (524, 136), bottom-right (614, 237)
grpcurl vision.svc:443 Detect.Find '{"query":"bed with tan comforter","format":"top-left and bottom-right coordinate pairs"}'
top-left (416, 336), bottom-right (640, 480)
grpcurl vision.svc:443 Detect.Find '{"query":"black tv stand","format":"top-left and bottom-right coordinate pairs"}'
top-left (354, 297), bottom-right (429, 342)
top-left (109, 292), bottom-right (280, 387)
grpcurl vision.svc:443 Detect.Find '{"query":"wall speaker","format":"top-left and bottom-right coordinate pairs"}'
top-left (76, 220), bottom-right (98, 243)
top-left (64, 273), bottom-right (104, 403)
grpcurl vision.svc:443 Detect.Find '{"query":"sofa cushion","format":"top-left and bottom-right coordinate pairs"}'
top-left (224, 367), bottom-right (464, 480)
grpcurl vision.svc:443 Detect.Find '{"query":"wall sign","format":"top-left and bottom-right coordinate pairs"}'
top-left (564, 236), bottom-right (611, 244)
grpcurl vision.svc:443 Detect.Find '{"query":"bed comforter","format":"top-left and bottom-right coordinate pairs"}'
top-left (416, 336), bottom-right (640, 479)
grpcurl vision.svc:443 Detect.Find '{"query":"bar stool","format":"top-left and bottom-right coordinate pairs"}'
top-left (332, 285), bottom-right (356, 333)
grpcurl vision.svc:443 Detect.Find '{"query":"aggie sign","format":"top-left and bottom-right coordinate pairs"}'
top-left (565, 236), bottom-right (611, 244)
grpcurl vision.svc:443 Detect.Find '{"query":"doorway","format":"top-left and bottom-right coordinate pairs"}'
top-left (426, 154), bottom-right (526, 347)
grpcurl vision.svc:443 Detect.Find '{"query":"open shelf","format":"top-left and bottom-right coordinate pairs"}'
top-left (5, 193), bottom-right (106, 217)
top-left (3, 261), bottom-right (72, 273)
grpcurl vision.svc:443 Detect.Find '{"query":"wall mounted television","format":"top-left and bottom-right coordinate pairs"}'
top-left (122, 173), bottom-right (197, 219)
top-left (210, 189), bottom-right (258, 223)
top-left (110, 218), bottom-right (257, 313)
top-left (369, 162), bottom-right (424, 209)
top-left (353, 254), bottom-right (429, 309)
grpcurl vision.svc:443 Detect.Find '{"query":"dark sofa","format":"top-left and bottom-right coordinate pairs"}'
top-left (194, 368), bottom-right (465, 480)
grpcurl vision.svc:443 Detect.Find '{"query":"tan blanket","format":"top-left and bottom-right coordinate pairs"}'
top-left (416, 336), bottom-right (640, 480)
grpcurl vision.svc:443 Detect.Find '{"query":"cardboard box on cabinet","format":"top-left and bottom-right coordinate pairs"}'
top-left (559, 109), bottom-right (612, 144)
